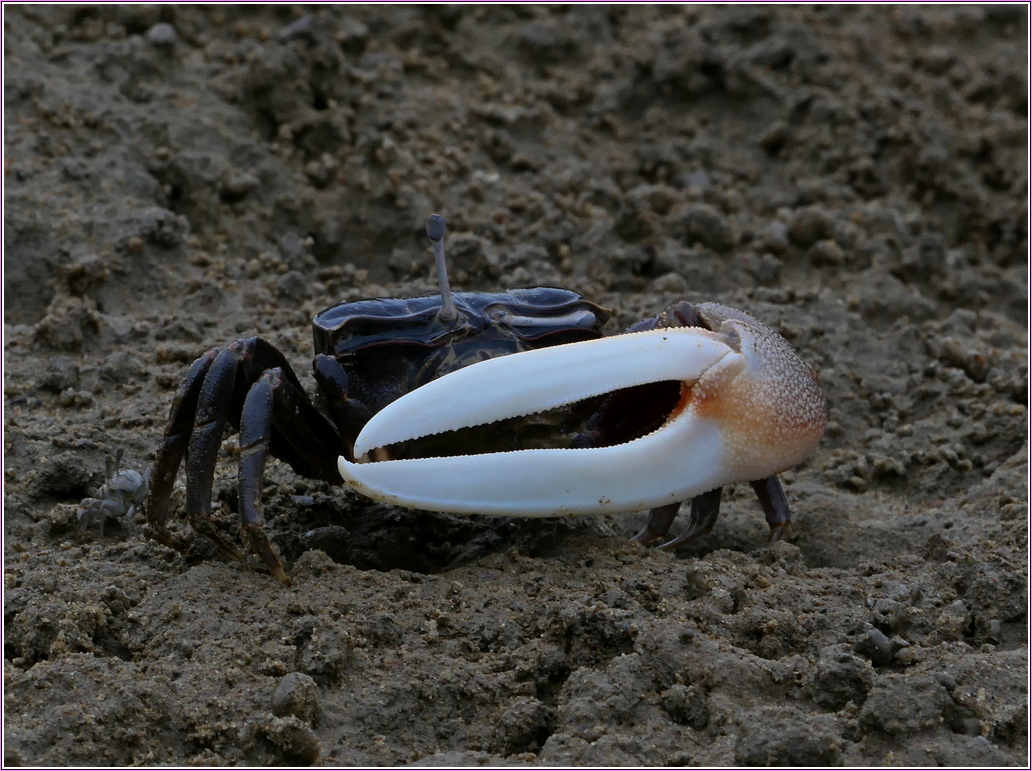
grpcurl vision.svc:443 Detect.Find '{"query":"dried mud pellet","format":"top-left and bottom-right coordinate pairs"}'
top-left (271, 672), bottom-right (321, 725)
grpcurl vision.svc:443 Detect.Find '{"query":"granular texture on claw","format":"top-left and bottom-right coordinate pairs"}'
top-left (686, 303), bottom-right (827, 481)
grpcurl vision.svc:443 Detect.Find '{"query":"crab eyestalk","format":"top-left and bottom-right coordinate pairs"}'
top-left (426, 213), bottom-right (457, 324)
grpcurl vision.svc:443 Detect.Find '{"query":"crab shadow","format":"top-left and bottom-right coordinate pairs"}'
top-left (248, 488), bottom-right (598, 575)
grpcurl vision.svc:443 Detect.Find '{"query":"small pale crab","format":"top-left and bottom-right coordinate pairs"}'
top-left (77, 449), bottom-right (150, 539)
top-left (148, 215), bottom-right (826, 584)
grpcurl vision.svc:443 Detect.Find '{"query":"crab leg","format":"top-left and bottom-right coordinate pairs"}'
top-left (338, 317), bottom-right (826, 518)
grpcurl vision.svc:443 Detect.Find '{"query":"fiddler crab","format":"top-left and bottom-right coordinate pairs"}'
top-left (148, 215), bottom-right (826, 585)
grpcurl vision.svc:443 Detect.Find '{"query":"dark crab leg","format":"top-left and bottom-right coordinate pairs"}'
top-left (630, 476), bottom-right (790, 550)
top-left (148, 348), bottom-right (219, 545)
top-left (658, 487), bottom-right (725, 549)
top-left (192, 341), bottom-right (347, 575)
top-left (151, 337), bottom-right (355, 582)
top-left (237, 371), bottom-right (283, 583)
top-left (186, 345), bottom-right (250, 563)
top-left (630, 488), bottom-right (723, 549)
top-left (238, 365), bottom-right (350, 585)
top-left (629, 501), bottom-right (681, 546)
top-left (751, 476), bottom-right (792, 543)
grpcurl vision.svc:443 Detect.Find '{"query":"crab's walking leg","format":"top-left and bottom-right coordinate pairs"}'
top-left (751, 476), bottom-right (792, 543)
top-left (185, 344), bottom-right (250, 562)
top-left (630, 488), bottom-right (724, 550)
top-left (149, 337), bottom-right (364, 582)
top-left (632, 475), bottom-right (790, 550)
top-left (147, 348), bottom-right (219, 545)
top-left (180, 339), bottom-right (301, 563)
top-left (237, 372), bottom-right (283, 584)
top-left (629, 502), bottom-right (681, 546)
top-left (656, 487), bottom-right (724, 550)
top-left (238, 366), bottom-right (348, 586)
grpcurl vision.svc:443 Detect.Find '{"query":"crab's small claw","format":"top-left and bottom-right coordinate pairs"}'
top-left (337, 305), bottom-right (826, 518)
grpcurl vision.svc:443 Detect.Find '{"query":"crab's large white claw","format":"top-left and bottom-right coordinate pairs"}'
top-left (337, 304), bottom-right (826, 517)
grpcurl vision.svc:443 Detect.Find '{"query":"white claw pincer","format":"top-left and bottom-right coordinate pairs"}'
top-left (338, 303), bottom-right (826, 518)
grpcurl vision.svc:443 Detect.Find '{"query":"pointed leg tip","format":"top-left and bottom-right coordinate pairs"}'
top-left (149, 525), bottom-right (175, 548)
top-left (628, 528), bottom-right (664, 547)
top-left (767, 522), bottom-right (794, 543)
top-left (263, 548), bottom-right (292, 586)
top-left (193, 517), bottom-right (248, 563)
top-left (242, 522), bottom-right (292, 586)
top-left (270, 562), bottom-right (293, 587)
top-left (655, 537), bottom-right (685, 552)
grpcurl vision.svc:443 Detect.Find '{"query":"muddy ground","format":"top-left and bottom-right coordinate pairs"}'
top-left (3, 5), bottom-right (1028, 767)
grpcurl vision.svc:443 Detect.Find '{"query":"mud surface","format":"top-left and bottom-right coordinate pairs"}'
top-left (4, 5), bottom-right (1028, 767)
